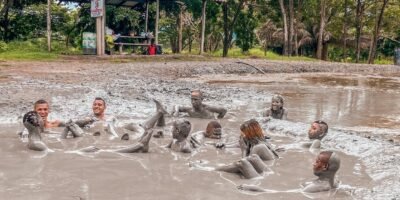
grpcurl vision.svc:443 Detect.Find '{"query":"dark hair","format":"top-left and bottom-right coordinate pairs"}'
top-left (94, 97), bottom-right (106, 107)
top-left (313, 120), bottom-right (328, 134)
top-left (34, 99), bottom-right (48, 109)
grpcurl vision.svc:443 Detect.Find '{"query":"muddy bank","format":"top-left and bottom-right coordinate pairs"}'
top-left (0, 59), bottom-right (399, 200)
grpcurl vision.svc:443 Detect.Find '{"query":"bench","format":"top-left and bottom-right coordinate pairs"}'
top-left (114, 42), bottom-right (150, 54)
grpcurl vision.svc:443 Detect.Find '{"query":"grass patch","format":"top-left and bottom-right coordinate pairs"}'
top-left (0, 39), bottom-right (80, 61)
top-left (208, 47), bottom-right (316, 61)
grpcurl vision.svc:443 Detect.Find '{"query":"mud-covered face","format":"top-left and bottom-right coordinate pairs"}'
top-left (92, 100), bottom-right (106, 118)
top-left (271, 98), bottom-right (283, 111)
top-left (34, 103), bottom-right (49, 122)
top-left (308, 123), bottom-right (322, 139)
top-left (191, 96), bottom-right (203, 109)
top-left (313, 154), bottom-right (329, 176)
top-left (207, 127), bottom-right (222, 139)
top-left (172, 121), bottom-right (190, 141)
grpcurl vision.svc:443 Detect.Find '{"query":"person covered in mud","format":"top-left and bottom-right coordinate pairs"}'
top-left (238, 150), bottom-right (341, 193)
top-left (302, 120), bottom-right (329, 149)
top-left (190, 121), bottom-right (222, 148)
top-left (216, 119), bottom-right (278, 161)
top-left (191, 120), bottom-right (277, 179)
top-left (172, 90), bottom-right (227, 119)
top-left (262, 95), bottom-right (288, 120)
top-left (166, 119), bottom-right (193, 153)
top-left (63, 97), bottom-right (167, 139)
top-left (33, 99), bottom-right (64, 128)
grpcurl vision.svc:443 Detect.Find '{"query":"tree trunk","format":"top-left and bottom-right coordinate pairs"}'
top-left (342, 0), bottom-right (348, 61)
top-left (177, 8), bottom-right (183, 53)
top-left (222, 2), bottom-right (228, 57)
top-left (200, 0), bottom-right (206, 55)
top-left (222, 0), bottom-right (245, 57)
top-left (355, 0), bottom-right (365, 63)
top-left (316, 0), bottom-right (326, 60)
top-left (294, 0), bottom-right (303, 56)
top-left (279, 0), bottom-right (289, 56)
top-left (288, 0), bottom-right (294, 56)
top-left (368, 0), bottom-right (389, 64)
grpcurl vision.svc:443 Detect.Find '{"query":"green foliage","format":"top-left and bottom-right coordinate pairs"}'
top-left (235, 5), bottom-right (257, 52)
top-left (0, 41), bottom-right (8, 53)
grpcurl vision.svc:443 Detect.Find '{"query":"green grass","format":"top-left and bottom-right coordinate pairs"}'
top-left (207, 47), bottom-right (316, 61)
top-left (0, 39), bottom-right (80, 61)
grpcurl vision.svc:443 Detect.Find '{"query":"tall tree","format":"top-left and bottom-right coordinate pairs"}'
top-left (368, 0), bottom-right (389, 64)
top-left (316, 0), bottom-right (326, 59)
top-left (341, 0), bottom-right (349, 60)
top-left (355, 0), bottom-right (366, 63)
top-left (278, 0), bottom-right (288, 56)
top-left (222, 0), bottom-right (246, 57)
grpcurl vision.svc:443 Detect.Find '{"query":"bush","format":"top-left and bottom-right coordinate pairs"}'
top-left (0, 41), bottom-right (8, 53)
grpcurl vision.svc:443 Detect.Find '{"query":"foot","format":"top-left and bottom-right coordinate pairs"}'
top-left (153, 99), bottom-right (168, 115)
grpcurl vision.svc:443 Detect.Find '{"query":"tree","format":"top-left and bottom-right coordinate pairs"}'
top-left (235, 4), bottom-right (257, 53)
top-left (368, 0), bottom-right (389, 64)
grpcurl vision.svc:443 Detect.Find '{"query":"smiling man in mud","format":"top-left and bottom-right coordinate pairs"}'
top-left (33, 99), bottom-right (64, 128)
top-left (172, 90), bottom-right (227, 119)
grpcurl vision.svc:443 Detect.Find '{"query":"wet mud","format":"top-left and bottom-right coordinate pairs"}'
top-left (0, 59), bottom-right (399, 200)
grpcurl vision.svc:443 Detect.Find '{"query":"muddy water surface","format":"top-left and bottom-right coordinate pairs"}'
top-left (0, 64), bottom-right (399, 200)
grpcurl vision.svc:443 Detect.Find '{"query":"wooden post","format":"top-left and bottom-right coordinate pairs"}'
top-left (155, 0), bottom-right (159, 44)
top-left (145, 0), bottom-right (149, 33)
top-left (200, 0), bottom-right (207, 55)
top-left (96, 0), bottom-right (106, 56)
top-left (47, 0), bottom-right (51, 52)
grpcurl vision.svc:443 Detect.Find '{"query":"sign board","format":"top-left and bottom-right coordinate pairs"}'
top-left (82, 32), bottom-right (96, 55)
top-left (91, 0), bottom-right (104, 17)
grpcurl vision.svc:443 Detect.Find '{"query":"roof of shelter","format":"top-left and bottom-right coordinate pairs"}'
top-left (62, 0), bottom-right (178, 8)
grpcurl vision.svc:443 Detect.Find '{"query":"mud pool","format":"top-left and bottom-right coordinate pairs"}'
top-left (0, 61), bottom-right (399, 200)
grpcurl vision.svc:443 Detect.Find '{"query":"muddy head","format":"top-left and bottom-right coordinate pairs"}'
top-left (308, 120), bottom-right (328, 140)
top-left (313, 151), bottom-right (341, 187)
top-left (92, 97), bottom-right (106, 120)
top-left (33, 99), bottom-right (49, 125)
top-left (240, 119), bottom-right (266, 157)
top-left (270, 95), bottom-right (284, 111)
top-left (205, 121), bottom-right (222, 139)
top-left (172, 119), bottom-right (192, 142)
top-left (191, 90), bottom-right (204, 110)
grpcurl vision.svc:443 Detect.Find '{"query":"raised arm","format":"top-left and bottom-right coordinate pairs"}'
top-left (206, 105), bottom-right (227, 119)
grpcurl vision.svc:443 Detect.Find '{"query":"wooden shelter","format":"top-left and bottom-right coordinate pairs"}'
top-left (60, 0), bottom-right (176, 55)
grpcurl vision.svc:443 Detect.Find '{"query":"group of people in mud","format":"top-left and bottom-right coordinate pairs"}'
top-left (21, 89), bottom-right (340, 194)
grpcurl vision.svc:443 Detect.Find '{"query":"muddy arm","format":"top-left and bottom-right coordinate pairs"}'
top-left (190, 131), bottom-right (204, 148)
top-left (302, 182), bottom-right (331, 193)
top-left (282, 109), bottom-right (288, 120)
top-left (115, 143), bottom-right (145, 153)
top-left (206, 106), bottom-right (227, 119)
top-left (172, 106), bottom-right (191, 116)
top-left (237, 184), bottom-right (267, 192)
